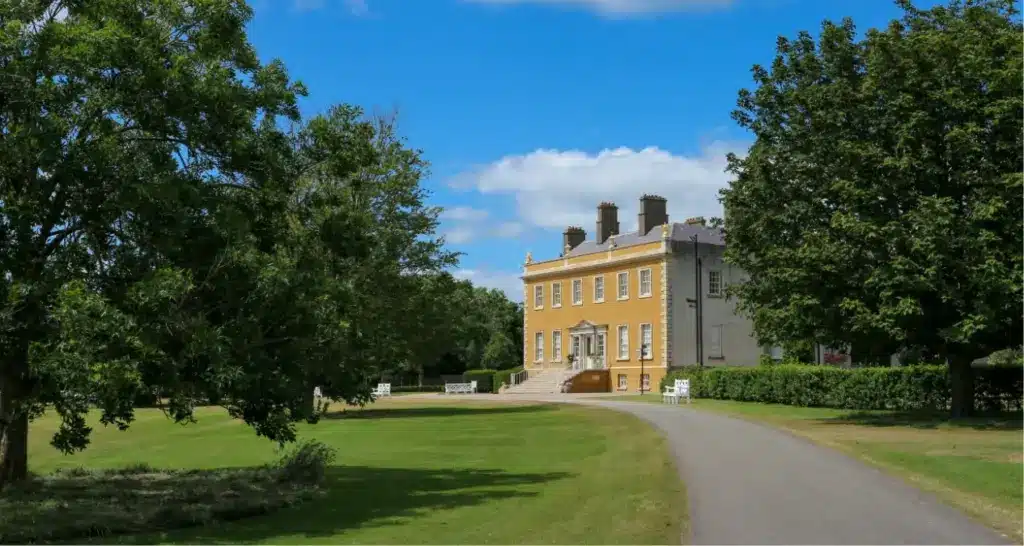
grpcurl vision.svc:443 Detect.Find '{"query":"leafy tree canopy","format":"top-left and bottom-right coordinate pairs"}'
top-left (721, 0), bottom-right (1022, 416)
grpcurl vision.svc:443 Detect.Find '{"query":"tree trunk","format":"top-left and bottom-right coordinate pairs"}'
top-left (0, 356), bottom-right (30, 490)
top-left (949, 355), bottom-right (976, 418)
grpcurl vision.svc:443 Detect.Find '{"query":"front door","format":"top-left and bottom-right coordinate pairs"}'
top-left (584, 335), bottom-right (595, 369)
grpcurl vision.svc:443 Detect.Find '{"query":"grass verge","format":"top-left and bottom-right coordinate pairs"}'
top-left (608, 395), bottom-right (1022, 542)
top-left (1, 440), bottom-right (335, 544)
top-left (22, 398), bottom-right (684, 544)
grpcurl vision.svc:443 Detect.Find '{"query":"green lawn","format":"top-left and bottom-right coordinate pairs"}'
top-left (610, 395), bottom-right (1022, 542)
top-left (23, 398), bottom-right (685, 544)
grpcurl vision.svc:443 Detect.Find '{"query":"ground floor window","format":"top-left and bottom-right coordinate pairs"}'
top-left (639, 374), bottom-right (650, 391)
top-left (617, 374), bottom-right (628, 390)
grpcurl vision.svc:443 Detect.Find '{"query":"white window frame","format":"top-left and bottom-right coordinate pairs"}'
top-left (639, 323), bottom-right (653, 359)
top-left (593, 275), bottom-right (605, 303)
top-left (571, 278), bottom-right (583, 306)
top-left (617, 324), bottom-right (629, 360)
top-left (552, 330), bottom-right (563, 361)
top-left (638, 267), bottom-right (653, 298)
top-left (571, 335), bottom-right (582, 362)
top-left (640, 373), bottom-right (651, 391)
top-left (596, 332), bottom-right (606, 361)
top-left (708, 270), bottom-right (723, 297)
top-left (710, 324), bottom-right (723, 358)
top-left (617, 271), bottom-right (629, 300)
top-left (551, 282), bottom-right (562, 308)
top-left (533, 284), bottom-right (544, 309)
top-left (534, 331), bottom-right (544, 362)
top-left (617, 374), bottom-right (628, 391)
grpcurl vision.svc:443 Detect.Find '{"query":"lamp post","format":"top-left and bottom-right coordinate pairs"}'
top-left (637, 343), bottom-right (648, 395)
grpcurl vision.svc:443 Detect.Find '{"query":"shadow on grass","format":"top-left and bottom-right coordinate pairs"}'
top-left (132, 465), bottom-right (574, 544)
top-left (323, 403), bottom-right (557, 420)
top-left (0, 465), bottom-right (319, 544)
top-left (820, 410), bottom-right (1023, 431)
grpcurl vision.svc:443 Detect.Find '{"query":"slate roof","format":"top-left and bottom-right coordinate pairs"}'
top-left (564, 222), bottom-right (725, 258)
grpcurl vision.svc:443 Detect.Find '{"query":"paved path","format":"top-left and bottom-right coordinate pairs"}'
top-left (431, 394), bottom-right (1011, 545)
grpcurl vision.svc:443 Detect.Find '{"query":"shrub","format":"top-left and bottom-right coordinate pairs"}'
top-left (275, 440), bottom-right (337, 485)
top-left (463, 369), bottom-right (496, 393)
top-left (391, 384), bottom-right (445, 394)
top-left (493, 366), bottom-right (524, 393)
top-left (660, 364), bottom-right (1023, 412)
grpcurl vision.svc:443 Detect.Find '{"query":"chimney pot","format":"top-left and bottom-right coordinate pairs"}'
top-left (638, 194), bottom-right (669, 235)
top-left (596, 202), bottom-right (619, 244)
top-left (563, 226), bottom-right (587, 252)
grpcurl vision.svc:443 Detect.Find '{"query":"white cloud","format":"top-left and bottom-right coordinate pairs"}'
top-left (454, 269), bottom-right (524, 301)
top-left (451, 141), bottom-right (746, 234)
top-left (494, 221), bottom-right (525, 238)
top-left (440, 206), bottom-right (489, 222)
top-left (440, 207), bottom-right (524, 244)
top-left (461, 0), bottom-right (733, 16)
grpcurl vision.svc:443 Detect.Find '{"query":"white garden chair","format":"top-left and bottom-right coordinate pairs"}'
top-left (663, 379), bottom-right (691, 405)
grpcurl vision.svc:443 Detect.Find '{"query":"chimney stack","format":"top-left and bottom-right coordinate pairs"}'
top-left (563, 226), bottom-right (586, 253)
top-left (638, 194), bottom-right (669, 235)
top-left (596, 202), bottom-right (619, 244)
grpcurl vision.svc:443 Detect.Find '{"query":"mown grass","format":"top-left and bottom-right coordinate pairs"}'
top-left (18, 398), bottom-right (684, 544)
top-left (611, 395), bottom-right (1022, 542)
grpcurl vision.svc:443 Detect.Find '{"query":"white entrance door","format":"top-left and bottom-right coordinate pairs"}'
top-left (584, 335), bottom-right (595, 369)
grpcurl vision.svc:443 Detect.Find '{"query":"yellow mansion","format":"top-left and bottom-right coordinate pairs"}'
top-left (516, 194), bottom-right (763, 394)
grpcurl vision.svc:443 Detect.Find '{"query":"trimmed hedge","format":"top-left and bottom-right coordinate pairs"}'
top-left (493, 366), bottom-right (525, 393)
top-left (392, 385), bottom-right (445, 394)
top-left (660, 364), bottom-right (1023, 412)
top-left (463, 369), bottom-right (496, 393)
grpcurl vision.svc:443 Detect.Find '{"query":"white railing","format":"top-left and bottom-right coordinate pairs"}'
top-left (510, 369), bottom-right (529, 387)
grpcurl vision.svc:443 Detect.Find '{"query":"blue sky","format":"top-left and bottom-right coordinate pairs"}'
top-left (246, 0), bottom-right (937, 300)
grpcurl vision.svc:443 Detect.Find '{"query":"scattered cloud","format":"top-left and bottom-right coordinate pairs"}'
top-left (439, 206), bottom-right (524, 245)
top-left (461, 0), bottom-right (734, 16)
top-left (494, 221), bottom-right (525, 238)
top-left (450, 141), bottom-right (747, 234)
top-left (440, 206), bottom-right (490, 222)
top-left (454, 269), bottom-right (524, 301)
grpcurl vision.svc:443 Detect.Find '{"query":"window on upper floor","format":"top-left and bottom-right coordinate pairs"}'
top-left (572, 279), bottom-right (583, 305)
top-left (617, 271), bottom-right (629, 300)
top-left (593, 275), bottom-right (605, 302)
top-left (708, 270), bottom-right (723, 297)
top-left (551, 282), bottom-right (562, 307)
top-left (638, 268), bottom-right (653, 297)
top-left (533, 284), bottom-right (544, 309)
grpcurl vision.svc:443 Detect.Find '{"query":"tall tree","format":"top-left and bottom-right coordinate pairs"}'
top-left (721, 0), bottom-right (1022, 416)
top-left (0, 0), bottom-right (306, 487)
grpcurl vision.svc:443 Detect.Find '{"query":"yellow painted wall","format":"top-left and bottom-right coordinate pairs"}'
top-left (523, 253), bottom-right (666, 393)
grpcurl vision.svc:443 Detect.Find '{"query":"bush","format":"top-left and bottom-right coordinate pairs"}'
top-left (391, 384), bottom-right (445, 393)
top-left (275, 440), bottom-right (337, 485)
top-left (463, 369), bottom-right (496, 393)
top-left (493, 366), bottom-right (525, 393)
top-left (0, 454), bottom-right (329, 544)
top-left (660, 364), bottom-right (1023, 412)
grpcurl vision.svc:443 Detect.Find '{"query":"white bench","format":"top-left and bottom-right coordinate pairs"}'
top-left (372, 383), bottom-right (392, 397)
top-left (444, 380), bottom-right (478, 394)
top-left (663, 378), bottom-right (691, 405)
